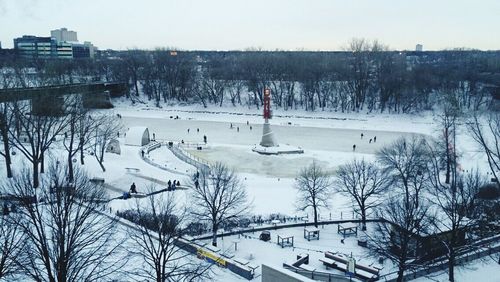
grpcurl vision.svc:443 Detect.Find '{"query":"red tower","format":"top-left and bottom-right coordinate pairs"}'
top-left (263, 88), bottom-right (271, 121)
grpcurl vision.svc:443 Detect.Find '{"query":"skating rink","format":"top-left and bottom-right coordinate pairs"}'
top-left (123, 116), bottom-right (421, 177)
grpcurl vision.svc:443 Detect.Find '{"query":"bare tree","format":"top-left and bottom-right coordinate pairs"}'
top-left (335, 158), bottom-right (386, 230)
top-left (468, 112), bottom-right (500, 184)
top-left (371, 195), bottom-right (431, 282)
top-left (6, 162), bottom-right (125, 282)
top-left (126, 186), bottom-right (211, 282)
top-left (91, 114), bottom-right (123, 172)
top-left (190, 162), bottom-right (250, 247)
top-left (0, 103), bottom-right (13, 178)
top-left (435, 101), bottom-right (461, 184)
top-left (377, 136), bottom-right (430, 208)
top-left (7, 101), bottom-right (69, 188)
top-left (427, 137), bottom-right (484, 282)
top-left (294, 161), bottom-right (331, 227)
top-left (62, 96), bottom-right (96, 182)
top-left (0, 210), bottom-right (26, 280)
top-left (372, 136), bottom-right (432, 282)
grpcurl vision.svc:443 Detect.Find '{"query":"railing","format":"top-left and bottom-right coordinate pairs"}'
top-left (166, 142), bottom-right (210, 172)
top-left (378, 236), bottom-right (500, 282)
top-left (139, 142), bottom-right (192, 176)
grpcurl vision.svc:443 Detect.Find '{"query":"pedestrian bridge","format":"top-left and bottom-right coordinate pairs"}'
top-left (0, 81), bottom-right (128, 115)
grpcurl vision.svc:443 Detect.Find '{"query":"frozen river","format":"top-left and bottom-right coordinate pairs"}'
top-left (122, 116), bottom-right (419, 154)
top-left (122, 116), bottom-right (422, 177)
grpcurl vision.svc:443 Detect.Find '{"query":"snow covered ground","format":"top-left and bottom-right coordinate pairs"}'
top-left (1, 100), bottom-right (497, 281)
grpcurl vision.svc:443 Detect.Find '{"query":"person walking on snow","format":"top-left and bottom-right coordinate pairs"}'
top-left (130, 183), bottom-right (137, 194)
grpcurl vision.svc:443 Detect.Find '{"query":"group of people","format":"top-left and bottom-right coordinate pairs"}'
top-left (353, 133), bottom-right (378, 151)
top-left (230, 122), bottom-right (252, 131)
top-left (167, 179), bottom-right (180, 191)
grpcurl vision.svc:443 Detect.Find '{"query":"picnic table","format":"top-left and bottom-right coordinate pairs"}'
top-left (271, 219), bottom-right (281, 226)
top-left (304, 227), bottom-right (320, 241)
top-left (338, 223), bottom-right (358, 236)
top-left (277, 234), bottom-right (294, 248)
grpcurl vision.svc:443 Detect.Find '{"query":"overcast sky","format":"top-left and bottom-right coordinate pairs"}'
top-left (0, 0), bottom-right (499, 51)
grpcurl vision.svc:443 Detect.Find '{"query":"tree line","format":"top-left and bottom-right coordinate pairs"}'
top-left (2, 39), bottom-right (500, 113)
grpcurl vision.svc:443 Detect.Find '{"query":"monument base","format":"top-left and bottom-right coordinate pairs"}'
top-left (252, 144), bottom-right (304, 155)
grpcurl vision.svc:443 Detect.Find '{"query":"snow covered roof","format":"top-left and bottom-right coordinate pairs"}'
top-left (125, 127), bottom-right (150, 146)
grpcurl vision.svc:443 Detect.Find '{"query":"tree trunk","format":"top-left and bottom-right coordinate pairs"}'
top-left (396, 266), bottom-right (405, 282)
top-left (80, 145), bottom-right (85, 165)
top-left (448, 249), bottom-right (455, 282)
top-left (33, 160), bottom-right (40, 188)
top-left (361, 208), bottom-right (367, 231)
top-left (212, 223), bottom-right (218, 247)
top-left (313, 206), bottom-right (319, 228)
top-left (68, 153), bottom-right (74, 183)
top-left (40, 152), bottom-right (45, 173)
top-left (1, 127), bottom-right (12, 178)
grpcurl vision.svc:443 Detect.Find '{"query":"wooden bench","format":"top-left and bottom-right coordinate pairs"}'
top-left (233, 257), bottom-right (249, 266)
top-left (356, 263), bottom-right (380, 276)
top-left (319, 257), bottom-right (337, 269)
top-left (326, 251), bottom-right (379, 280)
top-left (90, 177), bottom-right (105, 183)
top-left (291, 253), bottom-right (309, 268)
top-left (355, 268), bottom-right (377, 280)
top-left (325, 252), bottom-right (348, 271)
top-left (300, 264), bottom-right (316, 272)
top-left (125, 167), bottom-right (140, 173)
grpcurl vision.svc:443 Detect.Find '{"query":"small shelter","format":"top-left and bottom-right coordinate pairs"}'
top-left (125, 127), bottom-right (150, 146)
top-left (106, 139), bottom-right (121, 154)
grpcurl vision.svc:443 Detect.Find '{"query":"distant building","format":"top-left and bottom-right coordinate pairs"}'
top-left (13, 35), bottom-right (75, 59)
top-left (14, 35), bottom-right (56, 58)
top-left (416, 44), bottom-right (423, 52)
top-left (72, 42), bottom-right (97, 58)
top-left (56, 41), bottom-right (73, 59)
top-left (51, 28), bottom-right (78, 43)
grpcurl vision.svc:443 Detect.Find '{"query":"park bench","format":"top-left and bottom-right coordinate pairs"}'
top-left (354, 263), bottom-right (379, 281)
top-left (90, 177), bottom-right (105, 184)
top-left (299, 264), bottom-right (316, 272)
top-left (325, 252), bottom-right (348, 272)
top-left (291, 253), bottom-right (309, 268)
top-left (233, 257), bottom-right (249, 266)
top-left (319, 257), bottom-right (337, 269)
top-left (325, 251), bottom-right (379, 281)
top-left (125, 167), bottom-right (140, 173)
